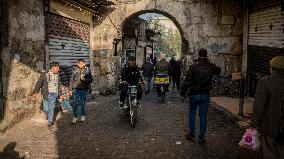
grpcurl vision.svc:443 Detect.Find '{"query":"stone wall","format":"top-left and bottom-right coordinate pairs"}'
top-left (91, 0), bottom-right (244, 91)
top-left (93, 56), bottom-right (120, 95)
top-left (0, 0), bottom-right (44, 131)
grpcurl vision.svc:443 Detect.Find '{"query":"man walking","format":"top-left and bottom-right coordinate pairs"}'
top-left (180, 48), bottom-right (221, 144)
top-left (70, 59), bottom-right (93, 124)
top-left (170, 57), bottom-right (181, 90)
top-left (251, 56), bottom-right (284, 159)
top-left (141, 57), bottom-right (154, 94)
top-left (32, 62), bottom-right (61, 131)
top-left (155, 53), bottom-right (172, 94)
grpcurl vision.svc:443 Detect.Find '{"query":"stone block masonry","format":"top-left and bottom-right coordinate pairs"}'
top-left (91, 0), bottom-right (244, 91)
top-left (0, 0), bottom-right (45, 132)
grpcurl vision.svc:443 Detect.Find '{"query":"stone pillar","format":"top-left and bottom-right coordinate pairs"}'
top-left (0, 0), bottom-right (45, 131)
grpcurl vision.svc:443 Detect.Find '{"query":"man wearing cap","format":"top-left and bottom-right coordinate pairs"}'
top-left (180, 48), bottom-right (221, 144)
top-left (251, 56), bottom-right (284, 159)
top-left (119, 57), bottom-right (143, 108)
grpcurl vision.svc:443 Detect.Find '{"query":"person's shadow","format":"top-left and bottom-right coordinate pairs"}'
top-left (0, 142), bottom-right (24, 159)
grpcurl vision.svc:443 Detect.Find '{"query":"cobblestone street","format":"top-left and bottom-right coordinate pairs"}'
top-left (0, 91), bottom-right (261, 159)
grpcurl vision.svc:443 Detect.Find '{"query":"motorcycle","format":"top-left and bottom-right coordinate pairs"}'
top-left (120, 82), bottom-right (141, 127)
top-left (154, 74), bottom-right (170, 103)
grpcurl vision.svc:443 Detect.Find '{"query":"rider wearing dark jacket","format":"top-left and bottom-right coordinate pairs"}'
top-left (119, 57), bottom-right (143, 106)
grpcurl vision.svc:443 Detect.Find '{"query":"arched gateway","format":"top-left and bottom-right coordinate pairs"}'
top-left (91, 0), bottom-right (243, 94)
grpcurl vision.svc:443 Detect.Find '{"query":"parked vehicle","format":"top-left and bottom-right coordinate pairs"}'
top-left (212, 74), bottom-right (241, 97)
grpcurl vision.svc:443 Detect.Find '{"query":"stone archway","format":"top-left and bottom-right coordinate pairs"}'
top-left (119, 9), bottom-right (189, 68)
top-left (120, 9), bottom-right (189, 57)
top-left (91, 0), bottom-right (244, 94)
top-left (92, 0), bottom-right (192, 57)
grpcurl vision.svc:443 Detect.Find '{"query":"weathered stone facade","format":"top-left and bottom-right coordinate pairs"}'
top-left (0, 0), bottom-right (246, 130)
top-left (93, 56), bottom-right (120, 95)
top-left (0, 0), bottom-right (45, 131)
top-left (92, 0), bottom-right (244, 92)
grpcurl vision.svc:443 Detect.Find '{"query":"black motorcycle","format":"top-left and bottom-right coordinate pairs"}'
top-left (120, 82), bottom-right (141, 127)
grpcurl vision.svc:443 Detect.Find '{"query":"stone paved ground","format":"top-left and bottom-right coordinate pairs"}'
top-left (0, 91), bottom-right (262, 159)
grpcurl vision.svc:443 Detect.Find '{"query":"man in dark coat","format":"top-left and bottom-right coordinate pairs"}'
top-left (251, 56), bottom-right (284, 159)
top-left (169, 57), bottom-right (181, 90)
top-left (180, 48), bottom-right (221, 145)
top-left (119, 56), bottom-right (144, 108)
top-left (141, 57), bottom-right (154, 94)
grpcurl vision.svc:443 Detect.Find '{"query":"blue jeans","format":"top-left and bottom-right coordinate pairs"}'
top-left (188, 94), bottom-right (210, 141)
top-left (60, 99), bottom-right (72, 111)
top-left (43, 93), bottom-right (58, 124)
top-left (73, 90), bottom-right (87, 118)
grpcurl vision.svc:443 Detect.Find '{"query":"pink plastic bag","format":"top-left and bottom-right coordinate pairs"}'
top-left (239, 128), bottom-right (260, 151)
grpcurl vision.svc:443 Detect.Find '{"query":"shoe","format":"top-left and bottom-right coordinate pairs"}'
top-left (62, 109), bottom-right (68, 113)
top-left (48, 123), bottom-right (54, 131)
top-left (119, 101), bottom-right (124, 109)
top-left (137, 100), bottom-right (141, 107)
top-left (81, 116), bottom-right (85, 122)
top-left (199, 139), bottom-right (206, 145)
top-left (185, 133), bottom-right (195, 141)
top-left (72, 117), bottom-right (78, 124)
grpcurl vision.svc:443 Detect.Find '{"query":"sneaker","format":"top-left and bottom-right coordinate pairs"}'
top-left (48, 123), bottom-right (54, 131)
top-left (72, 117), bottom-right (78, 124)
top-left (137, 100), bottom-right (141, 107)
top-left (119, 101), bottom-right (124, 109)
top-left (81, 116), bottom-right (85, 122)
top-left (62, 109), bottom-right (68, 113)
top-left (185, 133), bottom-right (195, 141)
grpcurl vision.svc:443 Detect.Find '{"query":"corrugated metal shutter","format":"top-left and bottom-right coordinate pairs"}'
top-left (247, 3), bottom-right (284, 97)
top-left (48, 13), bottom-right (90, 66)
top-left (248, 6), bottom-right (284, 48)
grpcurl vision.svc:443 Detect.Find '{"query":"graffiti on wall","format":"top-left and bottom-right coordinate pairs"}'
top-left (208, 43), bottom-right (228, 54)
top-left (95, 49), bottom-right (112, 57)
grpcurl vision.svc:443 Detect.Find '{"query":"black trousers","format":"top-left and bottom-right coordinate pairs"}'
top-left (156, 84), bottom-right (170, 97)
top-left (172, 76), bottom-right (181, 90)
top-left (119, 84), bottom-right (143, 102)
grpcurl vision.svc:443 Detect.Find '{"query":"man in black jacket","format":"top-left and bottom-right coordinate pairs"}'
top-left (119, 56), bottom-right (143, 108)
top-left (180, 48), bottom-right (221, 144)
top-left (70, 59), bottom-right (93, 124)
top-left (32, 62), bottom-right (61, 131)
top-left (170, 57), bottom-right (181, 90)
top-left (141, 57), bottom-right (154, 94)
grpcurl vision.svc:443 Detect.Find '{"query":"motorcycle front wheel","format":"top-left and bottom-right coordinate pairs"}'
top-left (130, 103), bottom-right (137, 127)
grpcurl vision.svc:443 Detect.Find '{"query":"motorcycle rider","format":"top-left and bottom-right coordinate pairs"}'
top-left (155, 53), bottom-right (172, 96)
top-left (119, 56), bottom-right (144, 108)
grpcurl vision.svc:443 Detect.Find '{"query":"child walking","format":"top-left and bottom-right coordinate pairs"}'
top-left (59, 85), bottom-right (72, 113)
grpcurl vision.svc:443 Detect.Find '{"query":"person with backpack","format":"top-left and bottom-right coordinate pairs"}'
top-left (70, 59), bottom-right (93, 124)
